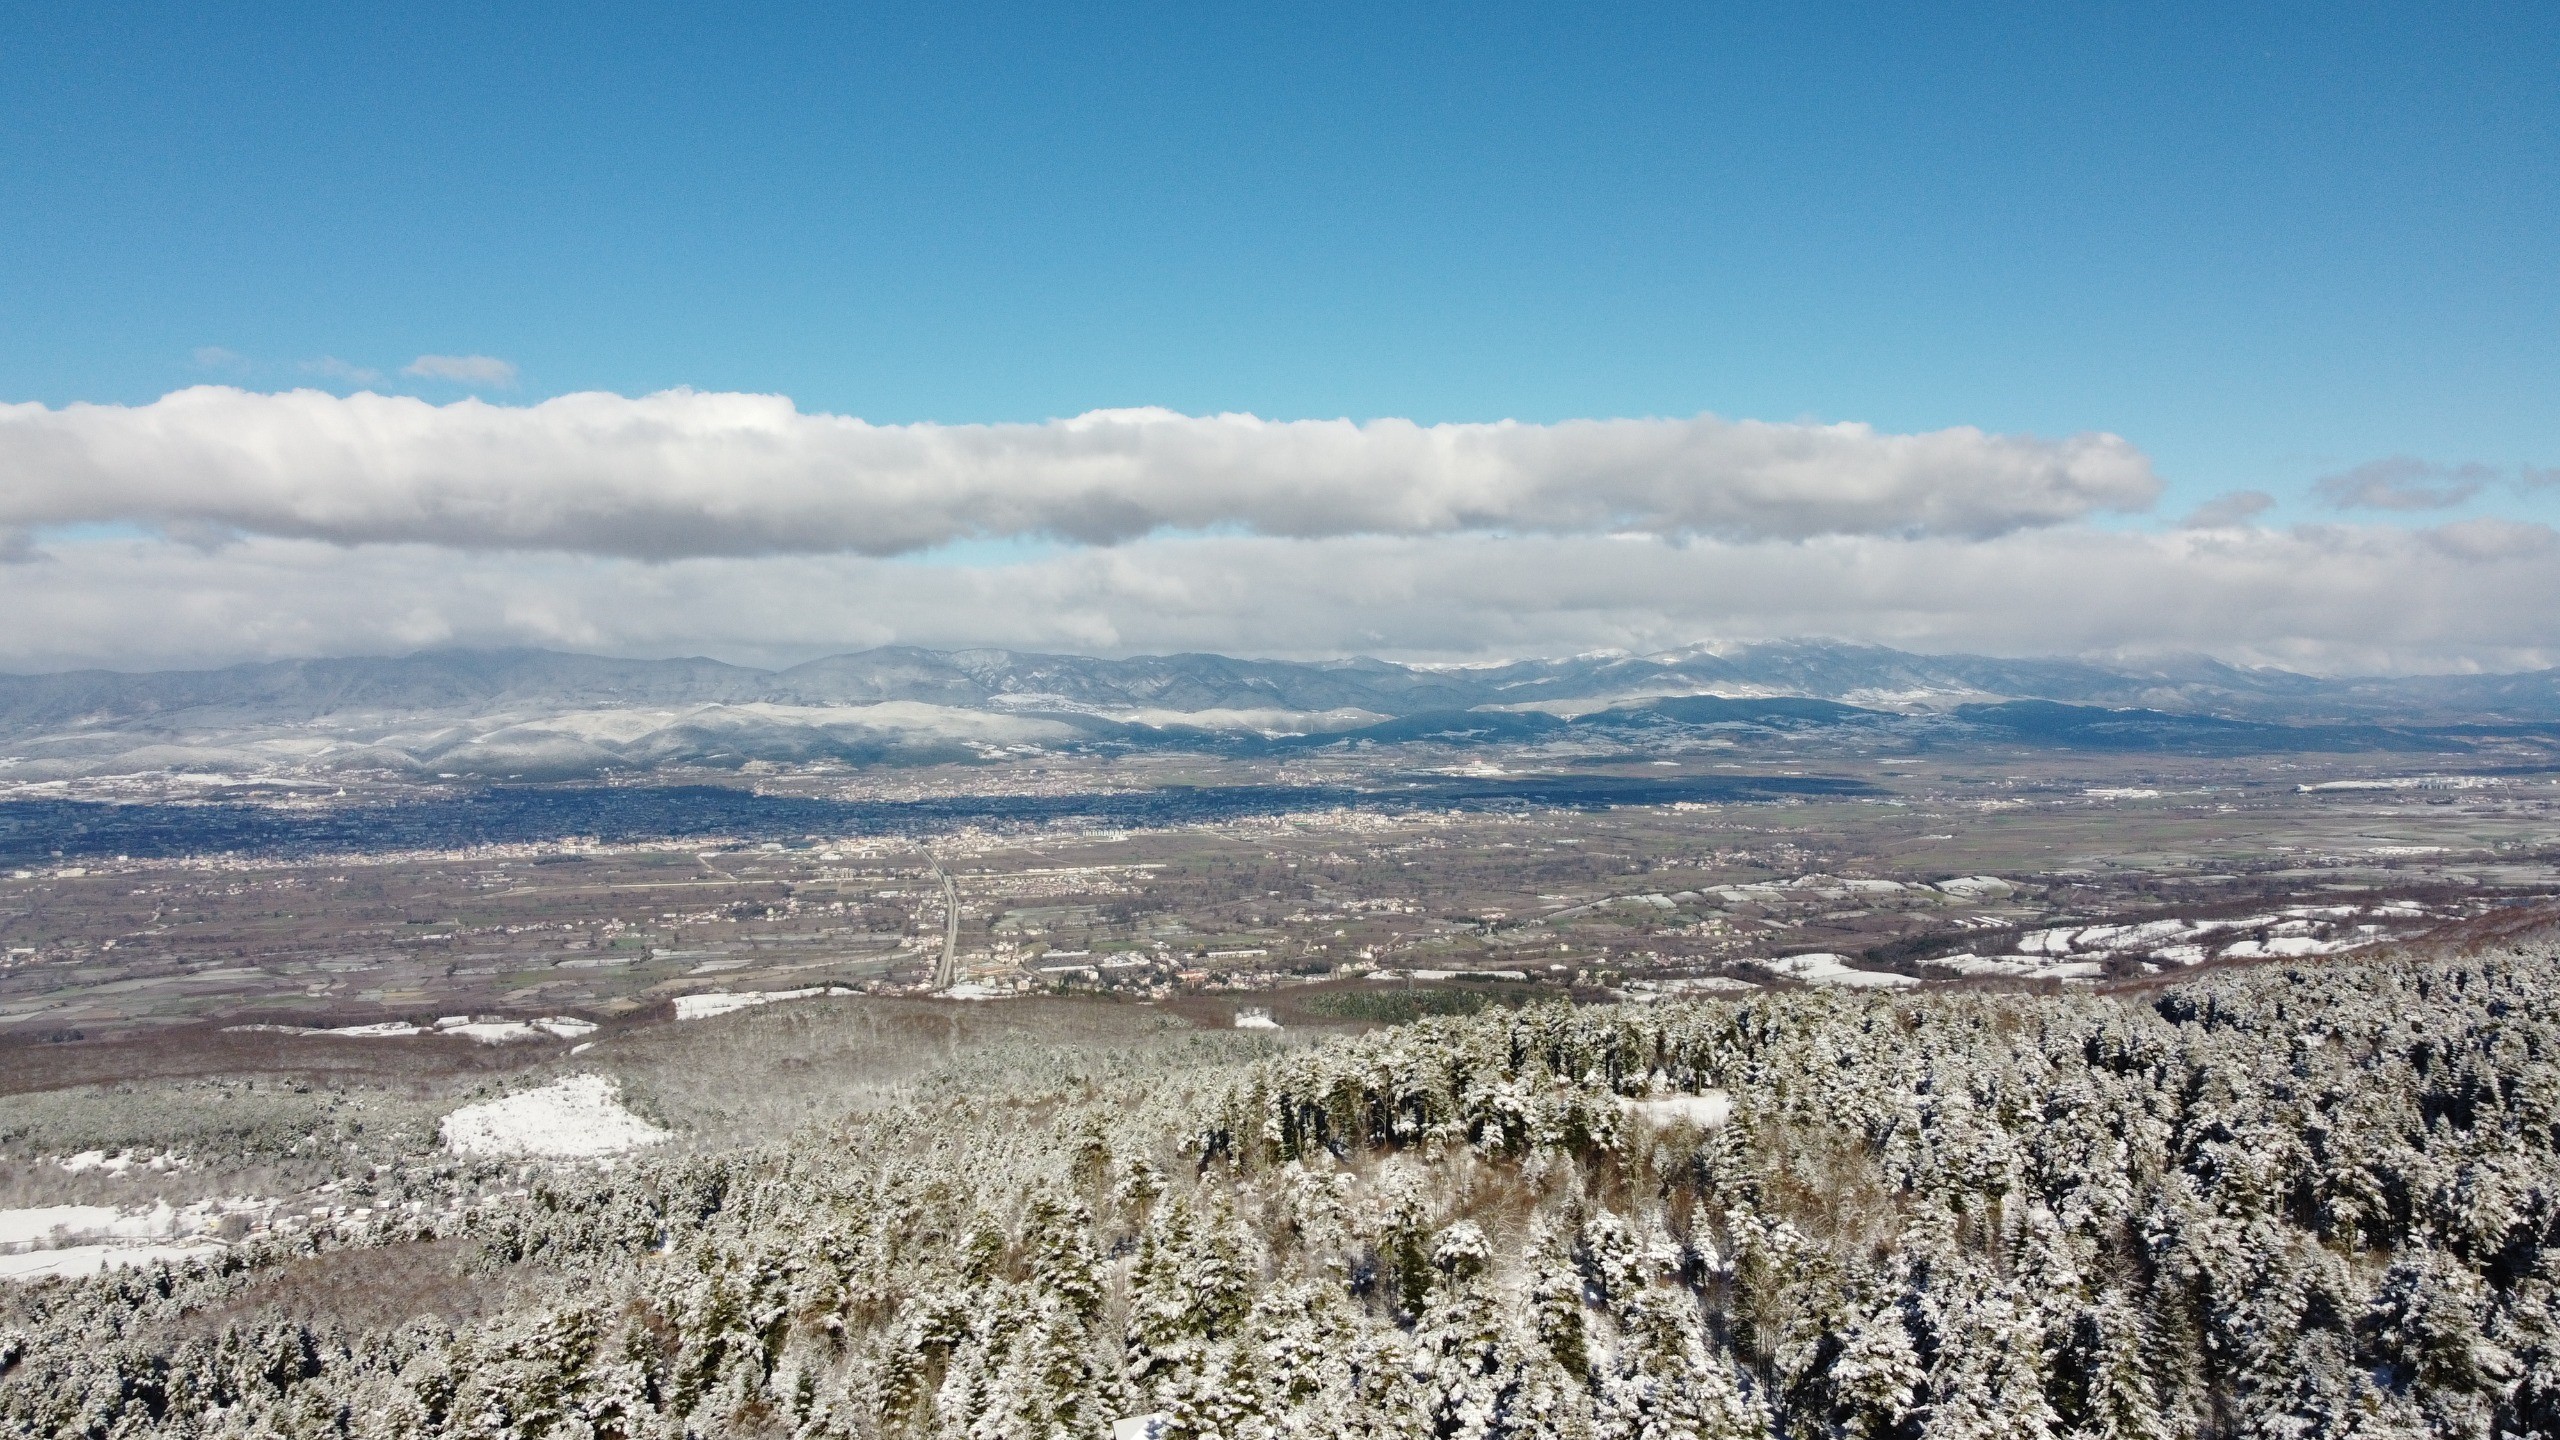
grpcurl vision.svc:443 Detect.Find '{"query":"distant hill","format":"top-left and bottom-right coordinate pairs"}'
top-left (0, 641), bottom-right (2553, 780)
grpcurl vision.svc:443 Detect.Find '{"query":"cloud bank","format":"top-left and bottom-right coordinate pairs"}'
top-left (0, 387), bottom-right (2159, 558)
top-left (5, 386), bottom-right (2545, 677)
top-left (1, 522), bottom-right (2553, 676)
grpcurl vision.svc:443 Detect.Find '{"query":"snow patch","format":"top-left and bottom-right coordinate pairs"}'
top-left (672, 987), bottom-right (852, 1020)
top-left (1936, 954), bottom-right (2107, 983)
top-left (2221, 937), bottom-right (2359, 959)
top-left (0, 1243), bottom-right (224, 1281)
top-left (1760, 953), bottom-right (1920, 989)
top-left (1, 1197), bottom-right (274, 1283)
top-left (53, 1149), bottom-right (186, 1176)
top-left (221, 1015), bottom-right (594, 1042)
top-left (1638, 976), bottom-right (1760, 996)
top-left (0, 1205), bottom-right (127, 1248)
top-left (1618, 1092), bottom-right (1733, 1129)
top-left (439, 1075), bottom-right (668, 1159)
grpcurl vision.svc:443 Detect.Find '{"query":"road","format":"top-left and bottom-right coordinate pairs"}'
top-left (927, 852), bottom-right (961, 989)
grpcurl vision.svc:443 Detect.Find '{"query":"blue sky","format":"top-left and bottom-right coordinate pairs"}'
top-left (3, 3), bottom-right (2558, 672)
top-left (5, 2), bottom-right (2554, 516)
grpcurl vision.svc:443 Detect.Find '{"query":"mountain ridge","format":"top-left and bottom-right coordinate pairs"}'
top-left (5, 640), bottom-right (2557, 729)
top-left (3, 641), bottom-right (2556, 782)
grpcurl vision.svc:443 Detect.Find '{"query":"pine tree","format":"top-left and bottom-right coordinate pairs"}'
top-left (1828, 1298), bottom-right (1924, 1440)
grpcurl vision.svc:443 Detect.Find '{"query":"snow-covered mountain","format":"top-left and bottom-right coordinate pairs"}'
top-left (0, 641), bottom-right (2553, 780)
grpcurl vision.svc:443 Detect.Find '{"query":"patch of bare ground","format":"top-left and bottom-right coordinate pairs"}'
top-left (149, 1239), bottom-right (544, 1341)
top-left (0, 1021), bottom-right (576, 1099)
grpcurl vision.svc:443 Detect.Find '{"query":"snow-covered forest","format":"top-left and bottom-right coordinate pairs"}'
top-left (10, 938), bottom-right (2560, 1439)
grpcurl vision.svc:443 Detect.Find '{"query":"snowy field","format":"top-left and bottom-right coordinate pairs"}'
top-left (222, 1015), bottom-right (598, 1043)
top-left (1760, 953), bottom-right (1920, 988)
top-left (0, 1196), bottom-right (272, 1282)
top-left (438, 1074), bottom-right (669, 1158)
top-left (0, 1241), bottom-right (225, 1281)
top-left (1932, 902), bottom-right (2432, 981)
top-left (672, 986), bottom-right (854, 1020)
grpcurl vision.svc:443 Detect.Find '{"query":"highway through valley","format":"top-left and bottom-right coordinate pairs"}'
top-left (928, 853), bottom-right (960, 989)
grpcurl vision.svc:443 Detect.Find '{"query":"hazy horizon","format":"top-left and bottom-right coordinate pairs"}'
top-left (3, 633), bottom-right (2559, 685)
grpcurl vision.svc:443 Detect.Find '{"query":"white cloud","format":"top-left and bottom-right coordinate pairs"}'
top-left (300, 355), bottom-right (384, 386)
top-left (0, 522), bottom-right (2552, 676)
top-left (0, 387), bottom-right (2158, 559)
top-left (12, 387), bottom-right (2536, 678)
top-left (402, 354), bottom-right (519, 386)
top-left (2313, 456), bottom-right (2493, 511)
top-left (2179, 489), bottom-right (2274, 529)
